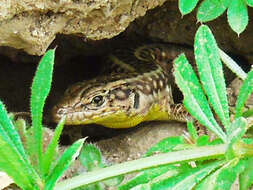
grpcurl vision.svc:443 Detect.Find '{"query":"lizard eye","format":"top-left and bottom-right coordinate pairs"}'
top-left (92, 95), bottom-right (104, 106)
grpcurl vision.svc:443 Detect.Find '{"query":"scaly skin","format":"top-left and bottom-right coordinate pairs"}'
top-left (51, 44), bottom-right (194, 128)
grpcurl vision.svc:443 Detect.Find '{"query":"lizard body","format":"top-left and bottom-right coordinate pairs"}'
top-left (51, 44), bottom-right (194, 128)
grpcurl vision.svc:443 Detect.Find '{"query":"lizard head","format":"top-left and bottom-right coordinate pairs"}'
top-left (51, 75), bottom-right (145, 128)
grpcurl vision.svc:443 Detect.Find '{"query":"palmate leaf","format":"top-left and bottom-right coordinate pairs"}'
top-left (118, 165), bottom-right (178, 190)
top-left (227, 117), bottom-right (247, 143)
top-left (196, 158), bottom-right (243, 190)
top-left (226, 117), bottom-right (247, 160)
top-left (239, 158), bottom-right (253, 190)
top-left (173, 54), bottom-right (227, 142)
top-left (30, 49), bottom-right (55, 170)
top-left (227, 0), bottom-right (248, 35)
top-left (150, 160), bottom-right (225, 190)
top-left (197, 0), bottom-right (229, 22)
top-left (194, 25), bottom-right (230, 131)
top-left (235, 69), bottom-right (253, 118)
top-left (179, 0), bottom-right (199, 15)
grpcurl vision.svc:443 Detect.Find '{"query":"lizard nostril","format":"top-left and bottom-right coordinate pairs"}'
top-left (57, 108), bottom-right (66, 115)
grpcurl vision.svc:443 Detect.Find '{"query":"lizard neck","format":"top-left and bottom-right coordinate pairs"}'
top-left (52, 44), bottom-right (189, 128)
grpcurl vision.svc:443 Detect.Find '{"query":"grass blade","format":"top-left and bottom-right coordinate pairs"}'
top-left (44, 138), bottom-right (84, 190)
top-left (194, 25), bottom-right (230, 130)
top-left (173, 54), bottom-right (227, 142)
top-left (235, 69), bottom-right (253, 118)
top-left (30, 49), bottom-right (55, 171)
top-left (42, 117), bottom-right (65, 176)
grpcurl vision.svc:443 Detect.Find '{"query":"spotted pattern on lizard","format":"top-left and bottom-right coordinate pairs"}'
top-left (51, 44), bottom-right (195, 128)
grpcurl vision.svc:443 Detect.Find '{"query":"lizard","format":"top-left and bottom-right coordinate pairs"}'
top-left (51, 44), bottom-right (199, 128)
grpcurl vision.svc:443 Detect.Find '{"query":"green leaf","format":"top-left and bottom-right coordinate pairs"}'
top-left (242, 138), bottom-right (253, 144)
top-left (173, 54), bottom-right (227, 142)
top-left (55, 144), bottom-right (227, 190)
top-left (187, 121), bottom-right (198, 142)
top-left (197, 0), bottom-right (229, 22)
top-left (226, 117), bottom-right (247, 159)
top-left (145, 136), bottom-right (186, 156)
top-left (30, 49), bottom-right (55, 170)
top-left (103, 175), bottom-right (124, 187)
top-left (131, 184), bottom-right (151, 190)
top-left (227, 117), bottom-right (247, 142)
top-left (196, 158), bottom-right (239, 190)
top-left (0, 101), bottom-right (27, 159)
top-left (239, 158), bottom-right (253, 190)
top-left (14, 118), bottom-right (29, 144)
top-left (80, 144), bottom-right (105, 171)
top-left (209, 138), bottom-right (224, 145)
top-left (196, 135), bottom-right (210, 146)
top-left (151, 160), bottom-right (225, 190)
top-left (80, 144), bottom-right (123, 188)
top-left (0, 137), bottom-right (41, 190)
top-left (42, 117), bottom-right (65, 176)
top-left (227, 0), bottom-right (248, 35)
top-left (194, 25), bottom-right (230, 130)
top-left (215, 160), bottom-right (245, 189)
top-left (0, 102), bottom-right (42, 189)
top-left (235, 69), bottom-right (253, 118)
top-left (179, 0), bottom-right (199, 15)
top-left (219, 49), bottom-right (247, 80)
top-left (44, 138), bottom-right (84, 190)
top-left (242, 108), bottom-right (253, 118)
top-left (246, 0), bottom-right (253, 6)
top-left (118, 165), bottom-right (178, 190)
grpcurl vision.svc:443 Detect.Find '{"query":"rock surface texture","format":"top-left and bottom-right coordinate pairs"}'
top-left (0, 0), bottom-right (253, 67)
top-left (0, 0), bottom-right (167, 55)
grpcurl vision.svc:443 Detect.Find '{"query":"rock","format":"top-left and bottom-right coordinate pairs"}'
top-left (0, 0), bottom-right (167, 55)
top-left (96, 121), bottom-right (186, 163)
top-left (128, 1), bottom-right (253, 67)
top-left (1, 0), bottom-right (253, 69)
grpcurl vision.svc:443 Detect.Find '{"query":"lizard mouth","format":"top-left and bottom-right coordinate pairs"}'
top-left (51, 105), bottom-right (99, 125)
top-left (51, 105), bottom-right (75, 123)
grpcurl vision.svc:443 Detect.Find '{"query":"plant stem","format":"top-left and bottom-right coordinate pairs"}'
top-left (55, 144), bottom-right (226, 190)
